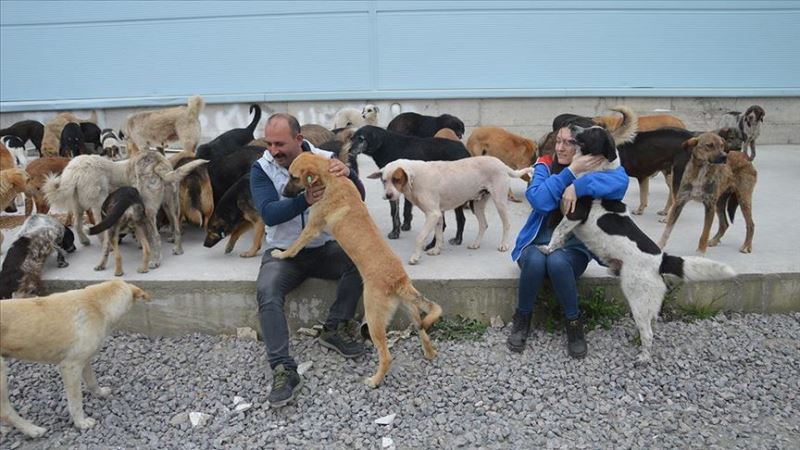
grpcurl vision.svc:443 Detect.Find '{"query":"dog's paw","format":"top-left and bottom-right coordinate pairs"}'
top-left (224, 244), bottom-right (234, 254)
top-left (165, 235), bottom-right (175, 243)
top-left (363, 377), bottom-right (380, 389)
top-left (93, 264), bottom-right (105, 272)
top-left (537, 245), bottom-right (553, 255)
top-left (137, 266), bottom-right (149, 274)
top-left (448, 237), bottom-right (462, 246)
top-left (408, 255), bottom-right (420, 265)
top-left (635, 351), bottom-right (652, 366)
top-left (80, 237), bottom-right (91, 246)
top-left (57, 260), bottom-right (70, 268)
top-left (739, 245), bottom-right (752, 254)
top-left (94, 387), bottom-right (112, 397)
top-left (657, 209), bottom-right (669, 216)
top-left (114, 270), bottom-right (124, 277)
top-left (467, 242), bottom-right (480, 250)
top-left (657, 216), bottom-right (668, 224)
top-left (400, 222), bottom-right (412, 232)
top-left (387, 230), bottom-right (400, 240)
top-left (271, 249), bottom-right (286, 259)
top-left (498, 244), bottom-right (509, 252)
top-left (73, 417), bottom-right (96, 430)
top-left (426, 247), bottom-right (441, 256)
top-left (172, 247), bottom-right (183, 256)
top-left (21, 424), bottom-right (47, 438)
top-left (632, 207), bottom-right (645, 215)
top-left (424, 348), bottom-right (438, 360)
top-left (148, 261), bottom-right (160, 269)
top-left (240, 250), bottom-right (258, 258)
top-left (708, 238), bottom-right (721, 247)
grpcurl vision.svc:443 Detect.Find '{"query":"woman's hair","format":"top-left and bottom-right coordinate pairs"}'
top-left (546, 126), bottom-right (577, 228)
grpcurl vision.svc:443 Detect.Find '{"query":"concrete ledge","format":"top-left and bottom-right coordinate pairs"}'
top-left (43, 273), bottom-right (800, 338)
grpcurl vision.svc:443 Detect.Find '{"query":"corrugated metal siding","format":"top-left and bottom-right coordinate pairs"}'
top-left (1, 0), bottom-right (798, 111)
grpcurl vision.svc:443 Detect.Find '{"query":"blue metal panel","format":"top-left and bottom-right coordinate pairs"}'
top-left (1, 0), bottom-right (798, 111)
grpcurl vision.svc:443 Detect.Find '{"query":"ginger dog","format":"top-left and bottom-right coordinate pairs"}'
top-left (0, 280), bottom-right (151, 437)
top-left (466, 126), bottom-right (537, 202)
top-left (271, 153), bottom-right (442, 388)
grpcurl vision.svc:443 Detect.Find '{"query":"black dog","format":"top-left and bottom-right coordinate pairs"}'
top-left (0, 119), bottom-right (44, 153)
top-left (196, 104), bottom-right (262, 162)
top-left (204, 174), bottom-right (264, 258)
top-left (349, 125), bottom-right (470, 243)
top-left (59, 122), bottom-right (84, 157)
top-left (207, 144), bottom-right (266, 205)
top-left (80, 122), bottom-right (103, 154)
top-left (387, 112), bottom-right (466, 139)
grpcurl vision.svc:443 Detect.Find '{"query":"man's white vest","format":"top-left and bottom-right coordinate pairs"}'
top-left (255, 141), bottom-right (334, 250)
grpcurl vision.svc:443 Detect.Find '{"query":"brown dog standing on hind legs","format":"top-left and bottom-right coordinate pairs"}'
top-left (271, 152), bottom-right (442, 388)
top-left (658, 132), bottom-right (756, 254)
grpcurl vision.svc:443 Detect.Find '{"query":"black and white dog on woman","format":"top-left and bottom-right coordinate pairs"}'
top-left (536, 125), bottom-right (736, 363)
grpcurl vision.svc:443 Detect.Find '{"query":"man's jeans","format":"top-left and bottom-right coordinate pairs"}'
top-left (256, 241), bottom-right (362, 370)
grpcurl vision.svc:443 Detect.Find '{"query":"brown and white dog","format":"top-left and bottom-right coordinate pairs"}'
top-left (717, 105), bottom-right (765, 161)
top-left (274, 153), bottom-right (442, 388)
top-left (122, 96), bottom-right (204, 155)
top-left (0, 280), bottom-right (151, 437)
top-left (369, 156), bottom-right (531, 265)
top-left (0, 168), bottom-right (29, 252)
top-left (658, 132), bottom-right (757, 254)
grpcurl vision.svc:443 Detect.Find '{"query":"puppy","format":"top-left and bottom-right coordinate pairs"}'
top-left (369, 156), bottom-right (531, 265)
top-left (80, 122), bottom-right (103, 154)
top-left (0, 280), bottom-right (151, 437)
top-left (23, 156), bottom-right (71, 215)
top-left (717, 105), bottom-right (765, 161)
top-left (100, 128), bottom-right (123, 160)
top-left (41, 111), bottom-right (97, 157)
top-left (60, 122), bottom-right (85, 157)
top-left (274, 152), bottom-right (442, 388)
top-left (299, 124), bottom-right (336, 147)
top-left (466, 126), bottom-right (537, 202)
top-left (658, 133), bottom-right (757, 254)
top-left (203, 174), bottom-right (265, 257)
top-left (1, 135), bottom-right (28, 167)
top-left (332, 104), bottom-right (379, 129)
top-left (89, 187), bottom-right (154, 276)
top-left (349, 125), bottom-right (471, 242)
top-left (0, 119), bottom-right (44, 153)
top-left (536, 126), bottom-right (736, 362)
top-left (387, 111), bottom-right (465, 139)
top-left (0, 214), bottom-right (75, 299)
top-left (123, 96), bottom-right (204, 155)
top-left (195, 104), bottom-right (261, 161)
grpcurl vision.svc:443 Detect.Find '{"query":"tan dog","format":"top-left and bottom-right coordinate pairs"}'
top-left (24, 156), bottom-right (71, 215)
top-left (0, 141), bottom-right (14, 169)
top-left (595, 113), bottom-right (685, 132)
top-left (658, 132), bottom-right (757, 254)
top-left (272, 153), bottom-right (442, 388)
top-left (466, 126), bottom-right (537, 202)
top-left (300, 124), bottom-right (336, 147)
top-left (0, 280), bottom-right (151, 438)
top-left (122, 96), bottom-right (204, 155)
top-left (40, 111), bottom-right (98, 157)
top-left (0, 168), bottom-right (30, 252)
top-left (168, 152), bottom-right (214, 229)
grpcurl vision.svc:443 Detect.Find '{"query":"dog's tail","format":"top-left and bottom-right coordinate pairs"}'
top-left (608, 105), bottom-right (638, 145)
top-left (0, 237), bottom-right (29, 299)
top-left (659, 253), bottom-right (736, 282)
top-left (507, 167), bottom-right (533, 179)
top-left (186, 95), bottom-right (205, 119)
top-left (397, 280), bottom-right (443, 330)
top-left (42, 173), bottom-right (71, 210)
top-left (246, 104), bottom-right (262, 134)
top-left (163, 159), bottom-right (209, 184)
top-left (89, 189), bottom-right (144, 235)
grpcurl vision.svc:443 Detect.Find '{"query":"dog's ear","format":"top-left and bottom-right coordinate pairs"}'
top-left (391, 167), bottom-right (410, 191)
top-left (367, 171), bottom-right (383, 179)
top-left (602, 130), bottom-right (617, 162)
top-left (682, 137), bottom-right (699, 151)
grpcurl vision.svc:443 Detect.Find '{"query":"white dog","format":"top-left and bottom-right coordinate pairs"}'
top-left (0, 280), bottom-right (150, 437)
top-left (369, 156), bottom-right (531, 265)
top-left (122, 95), bottom-right (204, 155)
top-left (536, 126), bottom-right (736, 362)
top-left (332, 104), bottom-right (379, 129)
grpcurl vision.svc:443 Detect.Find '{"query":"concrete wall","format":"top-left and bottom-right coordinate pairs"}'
top-left (2, 97), bottom-right (798, 146)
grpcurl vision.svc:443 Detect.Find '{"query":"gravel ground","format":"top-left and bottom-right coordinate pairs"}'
top-left (2, 312), bottom-right (799, 449)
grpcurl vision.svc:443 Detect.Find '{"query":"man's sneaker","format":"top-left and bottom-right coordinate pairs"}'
top-left (566, 317), bottom-right (587, 359)
top-left (268, 364), bottom-right (303, 408)
top-left (319, 322), bottom-right (366, 358)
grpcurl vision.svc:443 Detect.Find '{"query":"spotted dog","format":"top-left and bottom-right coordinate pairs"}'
top-left (0, 214), bottom-right (75, 299)
top-left (536, 125), bottom-right (736, 363)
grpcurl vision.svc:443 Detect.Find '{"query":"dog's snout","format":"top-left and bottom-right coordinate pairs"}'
top-left (712, 153), bottom-right (728, 164)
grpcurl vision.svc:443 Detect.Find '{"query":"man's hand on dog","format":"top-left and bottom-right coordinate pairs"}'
top-left (304, 183), bottom-right (326, 205)
top-left (328, 158), bottom-right (350, 177)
